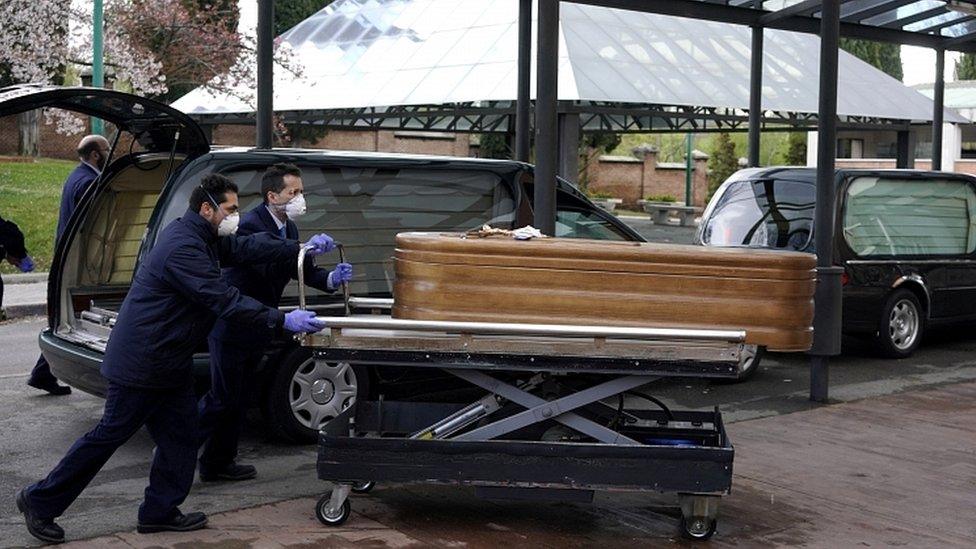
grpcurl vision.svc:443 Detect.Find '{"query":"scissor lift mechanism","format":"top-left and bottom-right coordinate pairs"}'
top-left (298, 246), bottom-right (746, 541)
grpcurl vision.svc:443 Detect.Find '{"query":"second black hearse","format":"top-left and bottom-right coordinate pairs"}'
top-left (698, 166), bottom-right (976, 361)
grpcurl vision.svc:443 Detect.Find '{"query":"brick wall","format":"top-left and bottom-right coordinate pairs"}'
top-left (209, 125), bottom-right (473, 157)
top-left (584, 156), bottom-right (643, 205)
top-left (954, 160), bottom-right (976, 175)
top-left (829, 158), bottom-right (976, 177)
top-left (584, 147), bottom-right (710, 208)
top-left (0, 115), bottom-right (18, 155)
top-left (211, 124), bottom-right (256, 146)
top-left (378, 131), bottom-right (471, 156)
top-left (0, 112), bottom-right (90, 160)
top-left (834, 159), bottom-right (933, 170)
top-left (320, 130), bottom-right (378, 151)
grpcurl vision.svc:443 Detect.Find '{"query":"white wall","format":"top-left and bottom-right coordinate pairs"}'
top-left (806, 124), bottom-right (966, 170)
top-left (806, 131), bottom-right (818, 167)
top-left (942, 123), bottom-right (962, 172)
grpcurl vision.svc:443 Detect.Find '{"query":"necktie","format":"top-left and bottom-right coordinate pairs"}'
top-left (280, 225), bottom-right (287, 239)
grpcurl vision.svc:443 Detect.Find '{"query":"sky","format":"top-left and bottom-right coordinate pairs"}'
top-left (902, 46), bottom-right (963, 86)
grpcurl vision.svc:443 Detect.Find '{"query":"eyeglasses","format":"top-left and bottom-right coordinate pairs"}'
top-left (200, 186), bottom-right (222, 210)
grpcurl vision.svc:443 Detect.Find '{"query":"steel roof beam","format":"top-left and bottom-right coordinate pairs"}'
top-left (840, 0), bottom-right (918, 23)
top-left (880, 7), bottom-right (948, 29)
top-left (570, 0), bottom-right (976, 50)
top-left (914, 14), bottom-right (975, 34)
top-left (759, 0), bottom-right (823, 25)
top-left (943, 28), bottom-right (976, 46)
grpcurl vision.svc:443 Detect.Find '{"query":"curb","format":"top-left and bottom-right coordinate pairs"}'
top-left (2, 302), bottom-right (47, 320)
top-left (1, 272), bottom-right (49, 285)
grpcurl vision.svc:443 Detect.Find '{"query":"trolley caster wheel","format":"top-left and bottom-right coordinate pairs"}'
top-left (680, 515), bottom-right (717, 541)
top-left (351, 480), bottom-right (374, 493)
top-left (316, 494), bottom-right (352, 526)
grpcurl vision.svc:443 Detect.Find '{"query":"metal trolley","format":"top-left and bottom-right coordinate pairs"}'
top-left (297, 246), bottom-right (748, 541)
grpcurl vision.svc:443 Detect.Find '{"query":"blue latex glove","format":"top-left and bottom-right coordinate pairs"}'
top-left (17, 256), bottom-right (34, 273)
top-left (328, 262), bottom-right (353, 288)
top-left (283, 310), bottom-right (327, 334)
top-left (305, 233), bottom-right (336, 256)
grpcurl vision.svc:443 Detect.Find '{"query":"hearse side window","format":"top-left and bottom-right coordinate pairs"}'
top-left (843, 177), bottom-right (976, 257)
top-left (158, 166), bottom-right (516, 298)
top-left (700, 179), bottom-right (814, 251)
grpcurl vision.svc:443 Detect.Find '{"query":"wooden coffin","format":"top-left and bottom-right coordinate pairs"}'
top-left (392, 233), bottom-right (817, 352)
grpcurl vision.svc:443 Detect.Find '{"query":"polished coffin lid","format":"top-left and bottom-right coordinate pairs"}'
top-left (392, 232), bottom-right (817, 352)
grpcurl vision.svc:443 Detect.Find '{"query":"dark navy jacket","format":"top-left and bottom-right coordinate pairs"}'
top-left (211, 205), bottom-right (332, 346)
top-left (101, 209), bottom-right (300, 389)
top-left (56, 162), bottom-right (99, 240)
top-left (224, 205), bottom-right (333, 307)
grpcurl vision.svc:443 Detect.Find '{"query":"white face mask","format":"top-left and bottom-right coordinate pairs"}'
top-left (217, 212), bottom-right (240, 236)
top-left (284, 193), bottom-right (307, 219)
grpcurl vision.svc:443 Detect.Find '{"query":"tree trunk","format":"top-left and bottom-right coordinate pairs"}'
top-left (18, 110), bottom-right (39, 157)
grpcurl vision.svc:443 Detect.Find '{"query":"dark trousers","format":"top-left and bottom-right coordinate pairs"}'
top-left (24, 382), bottom-right (198, 523)
top-left (197, 332), bottom-right (263, 474)
top-left (29, 355), bottom-right (58, 385)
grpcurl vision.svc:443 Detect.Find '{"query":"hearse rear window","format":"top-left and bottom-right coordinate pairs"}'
top-left (158, 165), bottom-right (516, 297)
top-left (843, 177), bottom-right (976, 256)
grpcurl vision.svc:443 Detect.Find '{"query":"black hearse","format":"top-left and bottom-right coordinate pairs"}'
top-left (0, 85), bottom-right (645, 442)
top-left (698, 166), bottom-right (976, 360)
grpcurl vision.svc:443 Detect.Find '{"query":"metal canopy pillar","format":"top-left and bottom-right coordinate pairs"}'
top-left (91, 0), bottom-right (105, 135)
top-left (534, 0), bottom-right (559, 235)
top-left (684, 133), bottom-right (693, 206)
top-left (256, 0), bottom-right (274, 149)
top-left (932, 48), bottom-right (945, 171)
top-left (516, 0), bottom-right (532, 162)
top-left (896, 129), bottom-right (915, 169)
top-left (747, 26), bottom-right (763, 167)
top-left (558, 113), bottom-right (580, 184)
top-left (809, 0), bottom-right (842, 403)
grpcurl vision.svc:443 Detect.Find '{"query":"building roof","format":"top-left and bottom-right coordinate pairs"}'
top-left (172, 0), bottom-right (966, 125)
top-left (915, 80), bottom-right (976, 112)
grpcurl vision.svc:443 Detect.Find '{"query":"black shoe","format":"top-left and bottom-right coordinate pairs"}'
top-left (27, 378), bottom-right (72, 396)
top-left (199, 462), bottom-right (257, 482)
top-left (137, 511), bottom-right (207, 534)
top-left (16, 489), bottom-right (65, 544)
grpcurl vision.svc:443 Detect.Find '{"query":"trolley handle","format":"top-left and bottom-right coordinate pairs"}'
top-left (297, 242), bottom-right (351, 315)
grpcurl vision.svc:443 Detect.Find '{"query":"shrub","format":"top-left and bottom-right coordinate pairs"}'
top-left (587, 189), bottom-right (615, 199)
top-left (707, 133), bottom-right (738, 197)
top-left (644, 194), bottom-right (677, 203)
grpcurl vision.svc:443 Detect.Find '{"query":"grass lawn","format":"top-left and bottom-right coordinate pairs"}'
top-left (0, 158), bottom-right (75, 274)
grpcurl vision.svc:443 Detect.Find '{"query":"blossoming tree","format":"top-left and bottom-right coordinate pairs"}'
top-left (0, 0), bottom-right (299, 154)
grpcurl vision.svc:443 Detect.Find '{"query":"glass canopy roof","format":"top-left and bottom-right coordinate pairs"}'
top-left (172, 0), bottom-right (966, 125)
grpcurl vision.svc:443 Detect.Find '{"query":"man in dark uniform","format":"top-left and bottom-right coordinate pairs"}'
top-left (28, 134), bottom-right (110, 395)
top-left (15, 174), bottom-right (336, 544)
top-left (1, 212), bottom-right (36, 319)
top-left (197, 163), bottom-right (352, 482)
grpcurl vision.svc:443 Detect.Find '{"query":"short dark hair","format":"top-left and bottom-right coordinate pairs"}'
top-left (190, 174), bottom-right (239, 212)
top-left (77, 139), bottom-right (103, 159)
top-left (261, 163), bottom-right (302, 202)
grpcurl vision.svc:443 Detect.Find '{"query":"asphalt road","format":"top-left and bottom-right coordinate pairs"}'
top-left (3, 219), bottom-right (976, 545)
